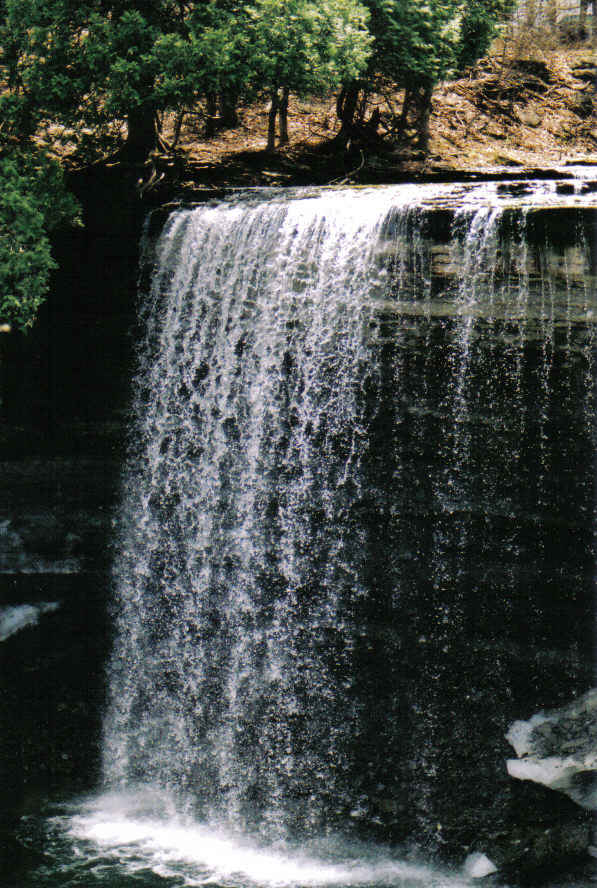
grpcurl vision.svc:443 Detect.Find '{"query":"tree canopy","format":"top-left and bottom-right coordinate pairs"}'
top-left (0, 150), bottom-right (80, 331)
top-left (0, 0), bottom-right (514, 328)
top-left (0, 0), bottom-right (512, 161)
top-left (334, 0), bottom-right (514, 147)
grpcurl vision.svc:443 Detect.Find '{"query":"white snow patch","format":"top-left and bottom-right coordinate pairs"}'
top-left (463, 853), bottom-right (498, 879)
top-left (505, 714), bottom-right (549, 758)
top-left (0, 601), bottom-right (60, 642)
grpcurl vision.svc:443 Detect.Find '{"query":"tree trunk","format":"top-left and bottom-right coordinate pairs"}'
top-left (279, 86), bottom-right (290, 145)
top-left (578, 0), bottom-right (591, 35)
top-left (398, 88), bottom-right (413, 135)
top-left (415, 85), bottom-right (433, 152)
top-left (205, 92), bottom-right (218, 139)
top-left (335, 83), bottom-right (360, 148)
top-left (546, 0), bottom-right (558, 29)
top-left (124, 107), bottom-right (156, 163)
top-left (356, 88), bottom-right (370, 125)
top-left (220, 90), bottom-right (239, 128)
top-left (525, 0), bottom-right (537, 27)
top-left (579, 0), bottom-right (587, 27)
top-left (267, 87), bottom-right (279, 151)
top-left (171, 110), bottom-right (184, 149)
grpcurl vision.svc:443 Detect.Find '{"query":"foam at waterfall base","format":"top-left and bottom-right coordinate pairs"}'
top-left (61, 790), bottom-right (471, 888)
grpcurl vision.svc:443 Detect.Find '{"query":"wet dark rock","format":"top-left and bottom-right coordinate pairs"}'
top-left (459, 782), bottom-right (592, 883)
top-left (497, 182), bottom-right (533, 196)
top-left (1, 173), bottom-right (596, 886)
top-left (0, 164), bottom-right (137, 835)
top-left (490, 819), bottom-right (591, 882)
top-left (497, 691), bottom-right (597, 879)
top-left (0, 832), bottom-right (47, 888)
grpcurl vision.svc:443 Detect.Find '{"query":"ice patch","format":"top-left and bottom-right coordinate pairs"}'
top-left (505, 714), bottom-right (549, 758)
top-left (0, 601), bottom-right (60, 642)
top-left (463, 853), bottom-right (498, 879)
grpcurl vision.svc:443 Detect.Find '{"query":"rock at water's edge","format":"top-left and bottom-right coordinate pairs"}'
top-left (506, 688), bottom-right (597, 809)
top-left (464, 852), bottom-right (498, 879)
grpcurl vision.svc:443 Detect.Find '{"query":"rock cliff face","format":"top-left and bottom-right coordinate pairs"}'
top-left (0, 165), bottom-right (144, 829)
top-left (0, 178), bottom-right (596, 883)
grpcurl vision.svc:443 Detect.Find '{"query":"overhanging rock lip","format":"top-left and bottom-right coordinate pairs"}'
top-left (164, 165), bottom-right (595, 203)
top-left (157, 175), bottom-right (597, 213)
top-left (152, 185), bottom-right (597, 255)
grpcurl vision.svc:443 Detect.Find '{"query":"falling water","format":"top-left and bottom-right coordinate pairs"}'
top-left (103, 191), bottom-right (393, 838)
top-left (72, 182), bottom-right (597, 886)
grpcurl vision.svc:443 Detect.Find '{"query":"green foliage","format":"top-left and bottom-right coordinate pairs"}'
top-left (242, 0), bottom-right (372, 95)
top-left (363, 0), bottom-right (512, 88)
top-left (317, 0), bottom-right (373, 84)
top-left (0, 0), bottom-right (182, 158)
top-left (0, 152), bottom-right (80, 331)
top-left (364, 0), bottom-right (457, 88)
top-left (0, 0), bottom-right (515, 327)
top-left (187, 3), bottom-right (253, 101)
top-left (456, 0), bottom-right (515, 72)
top-left (0, 0), bottom-right (510, 157)
top-left (83, 10), bottom-right (160, 119)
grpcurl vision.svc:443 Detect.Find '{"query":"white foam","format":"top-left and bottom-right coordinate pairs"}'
top-left (68, 792), bottom-right (470, 888)
top-left (0, 601), bottom-right (60, 642)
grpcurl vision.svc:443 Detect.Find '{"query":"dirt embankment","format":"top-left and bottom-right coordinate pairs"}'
top-left (431, 47), bottom-right (596, 171)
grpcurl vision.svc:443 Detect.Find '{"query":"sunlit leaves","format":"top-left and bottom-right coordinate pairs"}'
top-left (242, 0), bottom-right (372, 94)
top-left (363, 0), bottom-right (512, 86)
top-left (0, 153), bottom-right (80, 331)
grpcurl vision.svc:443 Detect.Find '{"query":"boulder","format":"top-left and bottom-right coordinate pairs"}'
top-left (517, 108), bottom-right (542, 128)
top-left (506, 688), bottom-right (597, 809)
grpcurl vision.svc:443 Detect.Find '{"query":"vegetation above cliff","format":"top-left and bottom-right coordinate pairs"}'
top-left (164, 41), bottom-right (596, 189)
top-left (0, 0), bottom-right (594, 329)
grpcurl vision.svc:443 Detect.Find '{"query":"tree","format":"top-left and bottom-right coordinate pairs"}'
top-left (0, 151), bottom-right (80, 331)
top-left (0, 0), bottom-right (200, 163)
top-left (336, 0), bottom-right (513, 150)
top-left (186, 1), bottom-right (254, 138)
top-left (0, 0), bottom-right (370, 327)
top-left (242, 0), bottom-right (372, 150)
top-left (455, 0), bottom-right (516, 72)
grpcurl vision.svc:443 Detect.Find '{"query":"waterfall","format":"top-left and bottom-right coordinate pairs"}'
top-left (103, 191), bottom-right (393, 838)
top-left (98, 184), bottom-right (596, 870)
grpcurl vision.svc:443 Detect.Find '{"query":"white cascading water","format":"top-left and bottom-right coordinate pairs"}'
top-left (103, 191), bottom-right (392, 837)
top-left (78, 183), bottom-right (596, 887)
